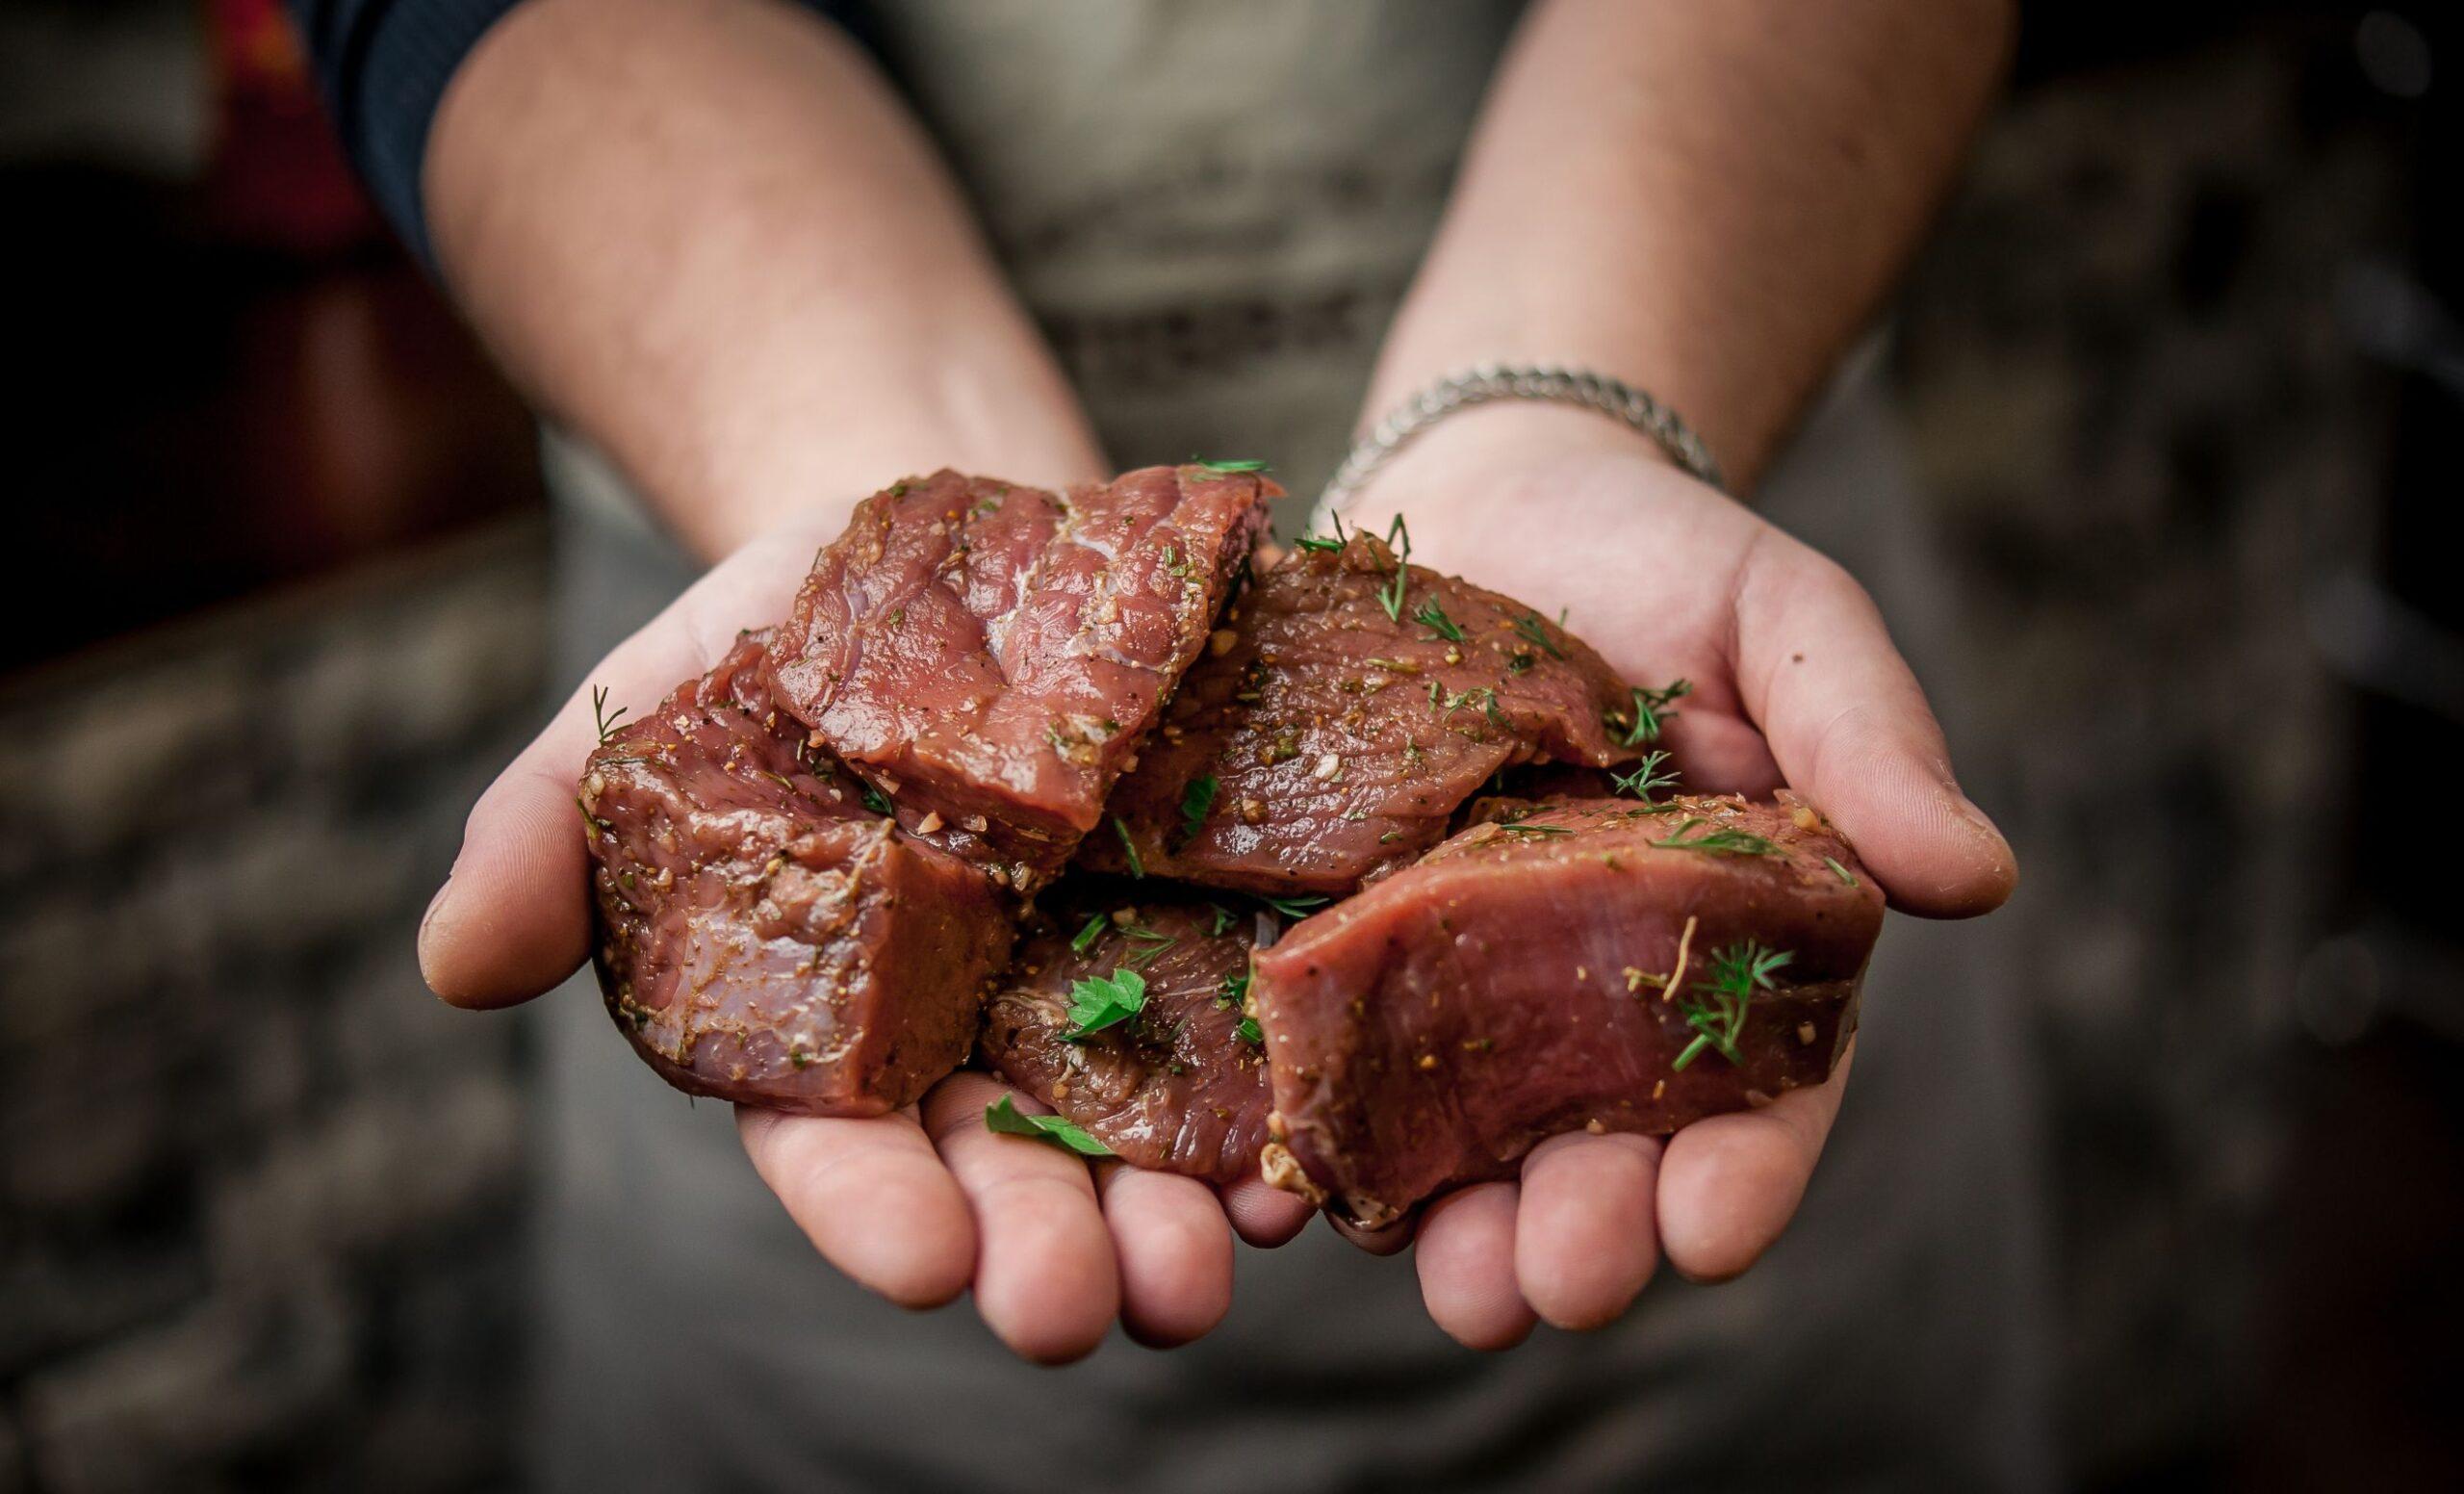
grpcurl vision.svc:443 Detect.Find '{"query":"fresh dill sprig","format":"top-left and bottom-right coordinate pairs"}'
top-left (1610, 750), bottom-right (1680, 804)
top-left (1258, 892), bottom-right (1329, 920)
top-left (1413, 597), bottom-right (1465, 642)
top-left (1673, 941), bottom-right (1794, 1070)
top-left (1292, 513), bottom-right (1348, 554)
top-left (1379, 515), bottom-right (1413, 621)
top-left (1823, 856), bottom-right (1860, 888)
top-left (1613, 679), bottom-right (1693, 746)
top-left (860, 782), bottom-right (893, 816)
top-left (1119, 925), bottom-right (1179, 969)
top-left (1497, 822), bottom-right (1573, 838)
top-left (1070, 914), bottom-right (1108, 957)
top-left (1178, 775), bottom-right (1219, 845)
top-left (1511, 611), bottom-right (1568, 659)
top-left (591, 684), bottom-right (629, 743)
top-left (1650, 817), bottom-right (1782, 858)
top-left (985, 1095), bottom-right (1114, 1156)
top-left (1429, 682), bottom-right (1509, 731)
top-left (1064, 967), bottom-right (1147, 1039)
top-left (1114, 816), bottom-right (1145, 878)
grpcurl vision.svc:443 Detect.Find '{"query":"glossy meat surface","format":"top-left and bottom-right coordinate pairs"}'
top-left (581, 633), bottom-right (1014, 1116)
top-left (1251, 794), bottom-right (1883, 1224)
top-left (766, 465), bottom-right (1271, 890)
top-left (1081, 532), bottom-right (1642, 894)
top-left (980, 896), bottom-right (1273, 1183)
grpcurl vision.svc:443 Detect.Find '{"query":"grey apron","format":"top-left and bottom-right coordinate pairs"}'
top-left (527, 5), bottom-right (2052, 1488)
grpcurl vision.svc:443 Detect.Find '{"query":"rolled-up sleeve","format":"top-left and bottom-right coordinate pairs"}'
top-left (289, 0), bottom-right (864, 268)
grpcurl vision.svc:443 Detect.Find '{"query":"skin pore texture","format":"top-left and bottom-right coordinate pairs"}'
top-left (418, 0), bottom-right (2016, 1359)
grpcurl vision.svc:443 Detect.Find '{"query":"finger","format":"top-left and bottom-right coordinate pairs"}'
top-left (923, 1073), bottom-right (1119, 1364)
top-left (1514, 1131), bottom-right (1662, 1330)
top-left (1328, 1210), bottom-right (1417, 1256)
top-left (1656, 1043), bottom-right (1855, 1282)
top-left (1220, 1176), bottom-right (1315, 1248)
top-left (1094, 1165), bottom-right (1233, 1348)
top-left (1732, 535), bottom-right (2016, 917)
top-left (1656, 704), bottom-right (1783, 801)
top-left (737, 1104), bottom-right (974, 1309)
top-left (1414, 1183), bottom-right (1535, 1351)
top-left (420, 528), bottom-right (826, 1007)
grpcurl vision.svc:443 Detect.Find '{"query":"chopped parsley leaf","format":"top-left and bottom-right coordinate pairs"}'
top-left (985, 1095), bottom-right (1114, 1156)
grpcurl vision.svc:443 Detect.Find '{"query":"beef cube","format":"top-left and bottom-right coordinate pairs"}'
top-left (980, 896), bottom-right (1273, 1183)
top-left (1250, 793), bottom-right (1883, 1224)
top-left (1082, 531), bottom-right (1646, 895)
top-left (581, 632), bottom-right (1014, 1116)
top-left (766, 465), bottom-right (1273, 890)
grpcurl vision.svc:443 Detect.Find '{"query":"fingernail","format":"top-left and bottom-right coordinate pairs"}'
top-left (417, 874), bottom-right (457, 993)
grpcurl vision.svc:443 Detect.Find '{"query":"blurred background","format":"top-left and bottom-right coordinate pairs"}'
top-left (2, 1), bottom-right (2457, 1489)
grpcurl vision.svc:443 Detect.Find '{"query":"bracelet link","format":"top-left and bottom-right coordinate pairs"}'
top-left (1320, 362), bottom-right (1725, 513)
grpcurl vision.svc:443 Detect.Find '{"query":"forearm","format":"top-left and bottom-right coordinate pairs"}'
top-left (1366, 0), bottom-right (2013, 492)
top-left (426, 0), bottom-right (1103, 557)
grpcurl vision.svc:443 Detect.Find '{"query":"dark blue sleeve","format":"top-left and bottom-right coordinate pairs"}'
top-left (289, 0), bottom-right (866, 268)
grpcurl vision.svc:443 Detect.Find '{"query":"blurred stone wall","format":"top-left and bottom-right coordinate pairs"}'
top-left (0, 525), bottom-right (549, 1493)
top-left (1892, 19), bottom-right (2402, 1482)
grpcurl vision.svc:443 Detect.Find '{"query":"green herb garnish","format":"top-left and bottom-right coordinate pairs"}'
top-left (1070, 913), bottom-right (1108, 956)
top-left (1120, 925), bottom-right (1179, 969)
top-left (1065, 967), bottom-right (1148, 1039)
top-left (1413, 597), bottom-right (1464, 642)
top-left (1614, 679), bottom-right (1693, 746)
top-left (1511, 611), bottom-right (1568, 659)
top-left (1235, 1017), bottom-right (1264, 1045)
top-left (1610, 750), bottom-right (1680, 804)
top-left (1217, 969), bottom-right (1251, 1009)
top-left (591, 684), bottom-right (628, 744)
top-left (1292, 513), bottom-right (1348, 553)
top-left (1650, 818), bottom-right (1782, 858)
top-left (1823, 856), bottom-right (1859, 888)
top-left (1497, 822), bottom-right (1573, 838)
top-left (1114, 816), bottom-right (1145, 878)
top-left (1258, 892), bottom-right (1329, 920)
top-left (1193, 457), bottom-right (1270, 474)
top-left (1208, 903), bottom-right (1238, 936)
top-left (860, 782), bottom-right (893, 816)
top-left (1378, 515), bottom-right (1413, 621)
top-left (1178, 774), bottom-right (1219, 845)
top-left (1431, 682), bottom-right (1508, 731)
top-left (1673, 942), bottom-right (1795, 1070)
top-left (985, 1095), bottom-right (1114, 1156)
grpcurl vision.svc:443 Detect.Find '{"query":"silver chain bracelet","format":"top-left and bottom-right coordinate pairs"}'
top-left (1318, 362), bottom-right (1725, 514)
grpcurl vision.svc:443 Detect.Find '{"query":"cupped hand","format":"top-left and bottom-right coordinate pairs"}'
top-left (1325, 404), bottom-right (2017, 1349)
top-left (416, 511), bottom-right (1312, 1366)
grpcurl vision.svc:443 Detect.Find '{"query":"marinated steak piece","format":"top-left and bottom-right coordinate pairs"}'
top-left (1251, 793), bottom-right (1883, 1224)
top-left (581, 632), bottom-right (1014, 1116)
top-left (766, 465), bottom-right (1274, 891)
top-left (980, 896), bottom-right (1273, 1183)
top-left (1081, 530), bottom-right (1645, 896)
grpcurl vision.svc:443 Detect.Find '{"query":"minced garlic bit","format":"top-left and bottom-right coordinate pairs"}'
top-left (913, 811), bottom-right (945, 835)
top-left (1312, 753), bottom-right (1341, 782)
top-left (1797, 1020), bottom-right (1817, 1045)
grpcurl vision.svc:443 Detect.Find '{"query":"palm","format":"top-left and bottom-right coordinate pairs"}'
top-left (1323, 439), bottom-right (2016, 1346)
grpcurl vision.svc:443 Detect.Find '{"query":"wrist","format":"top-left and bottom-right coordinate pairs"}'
top-left (1328, 399), bottom-right (1681, 534)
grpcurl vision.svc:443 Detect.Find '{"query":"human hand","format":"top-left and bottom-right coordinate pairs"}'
top-left (418, 511), bottom-right (1313, 1365)
top-left (1321, 403), bottom-right (2018, 1349)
